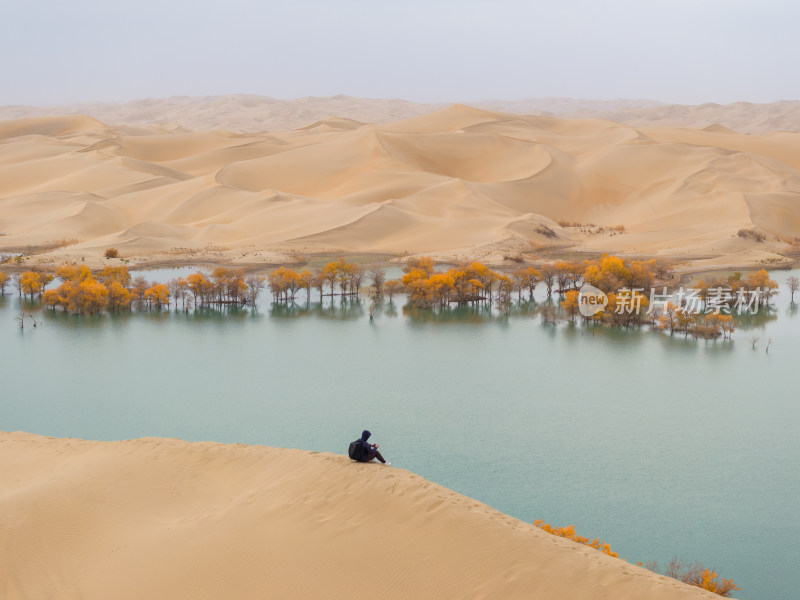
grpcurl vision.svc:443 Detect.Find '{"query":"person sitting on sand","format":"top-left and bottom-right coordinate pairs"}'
top-left (354, 430), bottom-right (390, 465)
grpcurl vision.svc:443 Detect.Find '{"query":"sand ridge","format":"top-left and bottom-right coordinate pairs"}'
top-left (2, 95), bottom-right (798, 135)
top-left (0, 105), bottom-right (798, 269)
top-left (0, 432), bottom-right (722, 600)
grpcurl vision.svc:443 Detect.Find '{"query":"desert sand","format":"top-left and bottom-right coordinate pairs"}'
top-left (2, 94), bottom-right (798, 135)
top-left (1, 103), bottom-right (798, 270)
top-left (0, 432), bottom-right (721, 600)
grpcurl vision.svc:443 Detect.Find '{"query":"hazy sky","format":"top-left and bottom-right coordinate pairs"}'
top-left (2, 0), bottom-right (797, 106)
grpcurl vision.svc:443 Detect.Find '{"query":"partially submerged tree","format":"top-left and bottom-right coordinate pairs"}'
top-left (788, 276), bottom-right (799, 303)
top-left (370, 267), bottom-right (386, 297)
top-left (562, 290), bottom-right (580, 321)
top-left (245, 274), bottom-right (266, 305)
top-left (144, 284), bottom-right (170, 308)
top-left (384, 279), bottom-right (403, 300)
top-left (539, 264), bottom-right (557, 298)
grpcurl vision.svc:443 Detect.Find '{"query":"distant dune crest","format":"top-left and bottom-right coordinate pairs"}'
top-left (1, 94), bottom-right (798, 134)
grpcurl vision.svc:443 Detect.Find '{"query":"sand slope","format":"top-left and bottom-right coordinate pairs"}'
top-left (0, 106), bottom-right (798, 267)
top-left (0, 432), bottom-right (721, 600)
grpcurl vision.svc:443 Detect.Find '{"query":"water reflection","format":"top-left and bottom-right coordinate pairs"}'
top-left (402, 302), bottom-right (501, 325)
top-left (177, 305), bottom-right (254, 322)
top-left (382, 300), bottom-right (399, 319)
top-left (269, 297), bottom-right (366, 321)
top-left (36, 306), bottom-right (110, 331)
top-left (730, 307), bottom-right (779, 332)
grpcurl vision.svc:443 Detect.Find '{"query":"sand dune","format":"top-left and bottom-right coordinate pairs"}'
top-left (556, 100), bottom-right (800, 135)
top-left (3, 95), bottom-right (798, 135)
top-left (0, 95), bottom-right (443, 134)
top-left (0, 432), bottom-right (721, 600)
top-left (0, 106), bottom-right (798, 268)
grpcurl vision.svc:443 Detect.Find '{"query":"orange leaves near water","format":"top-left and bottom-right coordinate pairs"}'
top-left (537, 521), bottom-right (741, 597)
top-left (14, 255), bottom-right (780, 333)
top-left (583, 255), bottom-right (659, 293)
top-left (271, 259), bottom-right (363, 301)
top-left (697, 569), bottom-right (741, 597)
top-left (100, 266), bottom-right (132, 287)
top-left (563, 290), bottom-right (580, 320)
top-left (533, 520), bottom-right (619, 557)
top-left (14, 270), bottom-right (54, 299)
top-left (55, 264), bottom-right (80, 282)
top-left (42, 288), bottom-right (59, 309)
top-left (77, 278), bottom-right (110, 313)
top-left (400, 259), bottom-right (501, 308)
top-left (384, 279), bottom-right (403, 299)
top-left (144, 284), bottom-right (170, 308)
top-left (46, 277), bottom-right (109, 314)
top-left (43, 264), bottom-right (144, 314)
top-left (186, 272), bottom-right (211, 304)
top-left (108, 281), bottom-right (132, 311)
top-left (655, 558), bottom-right (741, 597)
top-left (269, 266), bottom-right (302, 302)
top-left (20, 271), bottom-right (43, 298)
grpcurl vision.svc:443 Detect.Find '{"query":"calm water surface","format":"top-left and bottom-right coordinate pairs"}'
top-left (1, 267), bottom-right (799, 600)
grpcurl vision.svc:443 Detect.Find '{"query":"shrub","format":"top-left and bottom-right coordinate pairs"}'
top-left (664, 558), bottom-right (741, 597)
top-left (737, 228), bottom-right (766, 242)
top-left (535, 224), bottom-right (558, 239)
top-left (534, 520), bottom-right (618, 557)
top-left (535, 522), bottom-right (741, 597)
top-left (104, 247), bottom-right (119, 259)
top-left (45, 237), bottom-right (80, 248)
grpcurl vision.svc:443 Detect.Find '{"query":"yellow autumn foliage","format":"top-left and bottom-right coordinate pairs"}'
top-left (533, 520), bottom-right (619, 558)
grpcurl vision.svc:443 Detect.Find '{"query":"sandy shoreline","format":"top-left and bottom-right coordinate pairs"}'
top-left (1, 249), bottom-right (796, 280)
top-left (0, 432), bottom-right (722, 599)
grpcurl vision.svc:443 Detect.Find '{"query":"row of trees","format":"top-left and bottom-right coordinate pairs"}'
top-left (2, 265), bottom-right (269, 314)
top-left (582, 255), bottom-right (666, 294)
top-left (262, 255), bottom-right (673, 311)
top-left (267, 259), bottom-right (374, 301)
top-left (394, 255), bottom-right (669, 310)
top-left (0, 258), bottom-right (785, 329)
top-left (655, 304), bottom-right (736, 339)
top-left (695, 270), bottom-right (780, 307)
top-left (40, 265), bottom-right (172, 313)
top-left (0, 270), bottom-right (56, 299)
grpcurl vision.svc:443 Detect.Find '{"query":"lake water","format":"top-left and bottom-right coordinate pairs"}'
top-left (2, 267), bottom-right (799, 600)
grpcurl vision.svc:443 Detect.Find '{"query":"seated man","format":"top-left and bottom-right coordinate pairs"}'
top-left (353, 430), bottom-right (390, 465)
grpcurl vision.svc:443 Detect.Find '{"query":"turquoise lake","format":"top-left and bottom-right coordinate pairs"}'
top-left (1, 267), bottom-right (799, 600)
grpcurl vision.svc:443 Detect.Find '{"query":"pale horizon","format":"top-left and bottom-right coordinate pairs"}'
top-left (4, 92), bottom-right (800, 111)
top-left (3, 0), bottom-right (798, 107)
